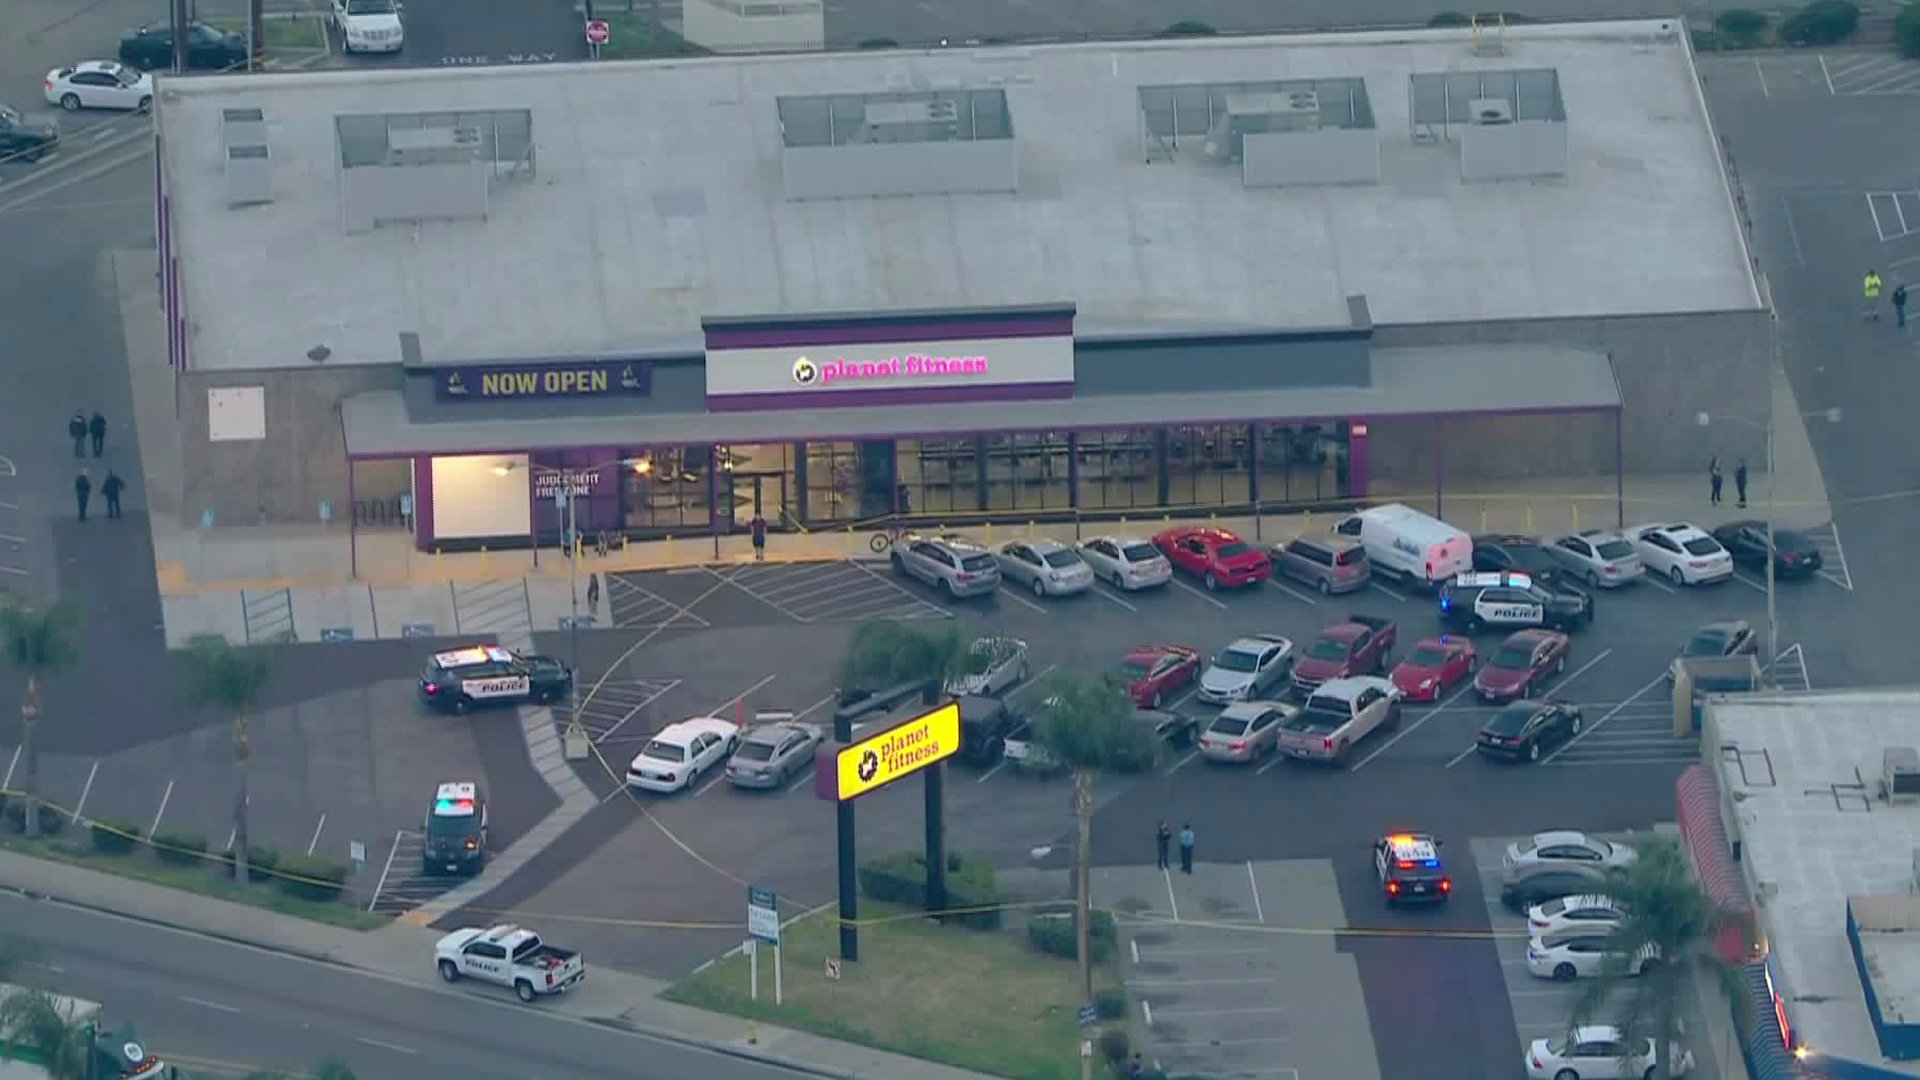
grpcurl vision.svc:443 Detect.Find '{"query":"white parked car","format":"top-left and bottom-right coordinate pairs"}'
top-left (1075, 535), bottom-right (1172, 591)
top-left (1197, 633), bottom-right (1294, 705)
top-left (1525, 1025), bottom-right (1694, 1079)
top-left (1526, 929), bottom-right (1659, 981)
top-left (994, 539), bottom-right (1094, 597)
top-left (1527, 893), bottom-right (1625, 936)
top-left (1630, 523), bottom-right (1733, 586)
top-left (333, 0), bottom-right (405, 52)
top-left (626, 717), bottom-right (739, 793)
top-left (1504, 830), bottom-right (1637, 876)
top-left (946, 636), bottom-right (1030, 697)
top-left (43, 61), bottom-right (152, 112)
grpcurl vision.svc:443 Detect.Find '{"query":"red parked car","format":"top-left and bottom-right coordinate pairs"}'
top-left (1472, 629), bottom-right (1571, 703)
top-left (1153, 526), bottom-right (1271, 590)
top-left (1390, 636), bottom-right (1476, 702)
top-left (1118, 645), bottom-right (1202, 709)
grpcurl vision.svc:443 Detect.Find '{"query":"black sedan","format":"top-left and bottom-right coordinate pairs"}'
top-left (1710, 520), bottom-right (1823, 579)
top-left (1470, 534), bottom-right (1564, 586)
top-left (119, 22), bottom-right (249, 71)
top-left (1475, 699), bottom-right (1582, 763)
top-left (0, 105), bottom-right (57, 164)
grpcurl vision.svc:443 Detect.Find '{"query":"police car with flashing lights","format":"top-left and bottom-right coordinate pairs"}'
top-left (1373, 832), bottom-right (1452, 905)
top-left (423, 781), bottom-right (488, 875)
top-left (419, 645), bottom-right (572, 714)
top-left (1438, 571), bottom-right (1592, 633)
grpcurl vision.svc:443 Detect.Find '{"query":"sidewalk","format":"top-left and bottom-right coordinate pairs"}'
top-left (0, 846), bottom-right (998, 1080)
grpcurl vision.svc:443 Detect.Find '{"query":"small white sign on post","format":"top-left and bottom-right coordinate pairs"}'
top-left (348, 839), bottom-right (366, 870)
top-left (747, 885), bottom-right (781, 1004)
top-left (824, 956), bottom-right (841, 980)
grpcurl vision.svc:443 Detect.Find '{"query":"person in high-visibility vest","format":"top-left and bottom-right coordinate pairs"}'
top-left (1864, 268), bottom-right (1883, 320)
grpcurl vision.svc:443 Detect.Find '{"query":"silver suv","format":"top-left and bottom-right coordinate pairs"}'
top-left (891, 534), bottom-right (1002, 598)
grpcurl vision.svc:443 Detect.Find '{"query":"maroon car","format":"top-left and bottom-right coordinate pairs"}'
top-left (1472, 629), bottom-right (1570, 703)
top-left (1291, 615), bottom-right (1396, 695)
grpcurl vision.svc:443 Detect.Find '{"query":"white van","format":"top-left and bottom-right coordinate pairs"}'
top-left (1332, 504), bottom-right (1472, 591)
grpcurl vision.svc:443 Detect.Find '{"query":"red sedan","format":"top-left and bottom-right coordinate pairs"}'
top-left (1390, 636), bottom-right (1476, 702)
top-left (1473, 629), bottom-right (1571, 703)
top-left (1153, 526), bottom-right (1271, 590)
top-left (1119, 645), bottom-right (1201, 708)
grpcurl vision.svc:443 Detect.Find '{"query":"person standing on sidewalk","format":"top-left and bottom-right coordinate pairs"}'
top-left (1709, 457), bottom-right (1723, 506)
top-left (750, 511), bottom-right (768, 561)
top-left (1178, 823), bottom-right (1195, 874)
top-left (1896, 282), bottom-right (1910, 329)
top-left (101, 469), bottom-right (125, 520)
top-left (1864, 268), bottom-right (1883, 320)
top-left (1735, 459), bottom-right (1750, 509)
top-left (586, 573), bottom-right (600, 618)
top-left (88, 411), bottom-right (106, 457)
top-left (73, 469), bottom-right (91, 522)
top-left (67, 412), bottom-right (85, 457)
top-left (1155, 820), bottom-right (1171, 870)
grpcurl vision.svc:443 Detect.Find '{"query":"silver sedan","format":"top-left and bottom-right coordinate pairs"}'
top-left (995, 539), bottom-right (1095, 597)
top-left (725, 721), bottom-right (821, 790)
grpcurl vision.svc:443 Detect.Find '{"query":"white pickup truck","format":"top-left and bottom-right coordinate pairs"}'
top-left (435, 924), bottom-right (585, 1003)
top-left (1272, 676), bottom-right (1402, 765)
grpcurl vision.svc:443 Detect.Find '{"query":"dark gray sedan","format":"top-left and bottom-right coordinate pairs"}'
top-left (725, 721), bottom-right (821, 790)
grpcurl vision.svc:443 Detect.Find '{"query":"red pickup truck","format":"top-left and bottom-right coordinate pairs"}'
top-left (1291, 615), bottom-right (1398, 695)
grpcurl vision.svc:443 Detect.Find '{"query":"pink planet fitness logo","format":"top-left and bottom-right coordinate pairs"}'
top-left (790, 353), bottom-right (989, 388)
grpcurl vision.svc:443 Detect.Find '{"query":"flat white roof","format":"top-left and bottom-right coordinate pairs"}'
top-left (1710, 690), bottom-right (1920, 1075)
top-left (158, 19), bottom-right (1760, 371)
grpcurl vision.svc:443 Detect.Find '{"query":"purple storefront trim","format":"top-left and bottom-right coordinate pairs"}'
top-left (412, 456), bottom-right (435, 550)
top-left (707, 381), bottom-right (1075, 413)
top-left (705, 318), bottom-right (1073, 351)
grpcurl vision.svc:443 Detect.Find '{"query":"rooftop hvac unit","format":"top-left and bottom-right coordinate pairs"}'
top-left (225, 143), bottom-right (272, 206)
top-left (1468, 97), bottom-right (1514, 125)
top-left (860, 99), bottom-right (960, 144)
top-left (1887, 746), bottom-right (1920, 805)
top-left (385, 126), bottom-right (483, 165)
top-left (221, 107), bottom-right (266, 150)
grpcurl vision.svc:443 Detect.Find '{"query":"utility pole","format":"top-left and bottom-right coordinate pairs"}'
top-left (171, 0), bottom-right (189, 73)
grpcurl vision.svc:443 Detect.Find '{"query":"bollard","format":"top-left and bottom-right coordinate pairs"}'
top-left (1570, 502), bottom-right (1580, 531)
top-left (1028, 520), bottom-right (1036, 537)
top-left (984, 522), bottom-right (994, 543)
top-left (1302, 509), bottom-right (1312, 531)
top-left (846, 525), bottom-right (855, 558)
top-left (1119, 516), bottom-right (1128, 529)
top-left (622, 535), bottom-right (631, 553)
top-left (1478, 505), bottom-right (1488, 531)
top-left (1524, 504), bottom-right (1535, 532)
top-left (480, 546), bottom-right (489, 572)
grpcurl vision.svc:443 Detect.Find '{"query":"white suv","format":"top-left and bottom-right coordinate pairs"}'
top-left (333, 0), bottom-right (404, 53)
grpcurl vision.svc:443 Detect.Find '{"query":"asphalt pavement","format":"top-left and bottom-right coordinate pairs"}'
top-left (0, 886), bottom-right (836, 1080)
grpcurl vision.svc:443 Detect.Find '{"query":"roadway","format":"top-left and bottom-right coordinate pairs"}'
top-left (0, 887), bottom-right (821, 1080)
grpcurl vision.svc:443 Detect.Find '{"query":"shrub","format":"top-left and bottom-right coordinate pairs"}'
top-left (1690, 29), bottom-right (1725, 51)
top-left (3, 799), bottom-right (66, 836)
top-left (858, 36), bottom-right (897, 49)
top-left (1715, 8), bottom-right (1770, 44)
top-left (856, 851), bottom-right (1002, 929)
top-left (1158, 20), bottom-right (1215, 36)
top-left (1026, 908), bottom-right (1116, 962)
top-left (276, 853), bottom-right (349, 902)
top-left (89, 817), bottom-right (141, 855)
top-left (1097, 1029), bottom-right (1130, 1064)
top-left (221, 845), bottom-right (280, 883)
top-left (1779, 0), bottom-right (1859, 44)
top-left (153, 831), bottom-right (209, 866)
top-left (1429, 10), bottom-right (1470, 25)
top-left (1897, 2), bottom-right (1920, 57)
top-left (1093, 986), bottom-right (1128, 1020)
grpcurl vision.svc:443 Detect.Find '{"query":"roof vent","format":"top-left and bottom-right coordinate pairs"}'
top-left (1468, 98), bottom-right (1514, 125)
top-left (778, 89), bottom-right (1018, 200)
top-left (225, 143), bottom-right (273, 206)
top-left (1886, 747), bottom-right (1920, 805)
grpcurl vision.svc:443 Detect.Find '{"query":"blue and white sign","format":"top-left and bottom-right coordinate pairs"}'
top-left (747, 885), bottom-right (779, 945)
top-left (401, 622), bottom-right (436, 638)
top-left (319, 627), bottom-right (354, 643)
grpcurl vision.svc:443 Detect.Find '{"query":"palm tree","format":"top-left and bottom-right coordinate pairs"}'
top-left (836, 620), bottom-right (975, 697)
top-left (181, 634), bottom-right (278, 883)
top-left (1567, 835), bottom-right (1747, 1080)
top-left (1029, 674), bottom-right (1158, 1021)
top-left (0, 599), bottom-right (81, 839)
top-left (0, 988), bottom-right (93, 1079)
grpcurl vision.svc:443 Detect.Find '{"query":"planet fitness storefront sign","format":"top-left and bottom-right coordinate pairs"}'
top-left (702, 305), bottom-right (1075, 411)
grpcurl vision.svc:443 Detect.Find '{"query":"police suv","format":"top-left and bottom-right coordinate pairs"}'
top-left (1373, 832), bottom-right (1452, 905)
top-left (423, 781), bottom-right (488, 875)
top-left (1438, 572), bottom-right (1592, 633)
top-left (419, 645), bottom-right (573, 714)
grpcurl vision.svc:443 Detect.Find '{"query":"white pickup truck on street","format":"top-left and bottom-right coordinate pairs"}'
top-left (1273, 676), bottom-right (1402, 765)
top-left (435, 924), bottom-right (585, 1003)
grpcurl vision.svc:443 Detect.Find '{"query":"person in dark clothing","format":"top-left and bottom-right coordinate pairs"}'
top-left (74, 469), bottom-right (91, 522)
top-left (68, 413), bottom-right (85, 458)
top-left (1897, 283), bottom-right (1910, 329)
top-left (586, 573), bottom-right (600, 617)
top-left (1709, 457), bottom-right (1722, 506)
top-left (1735, 459), bottom-right (1749, 509)
top-left (1178, 823), bottom-right (1195, 874)
top-left (1155, 821), bottom-right (1171, 870)
top-left (750, 512), bottom-right (768, 561)
top-left (88, 411), bottom-right (106, 457)
top-left (894, 482), bottom-right (911, 516)
top-left (101, 469), bottom-right (125, 519)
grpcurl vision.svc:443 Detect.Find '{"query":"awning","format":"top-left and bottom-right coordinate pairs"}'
top-left (1676, 764), bottom-right (1754, 917)
top-left (341, 344), bottom-right (1621, 459)
top-left (1743, 960), bottom-right (1803, 1080)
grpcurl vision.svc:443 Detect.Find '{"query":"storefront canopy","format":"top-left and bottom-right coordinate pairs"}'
top-left (341, 344), bottom-right (1620, 459)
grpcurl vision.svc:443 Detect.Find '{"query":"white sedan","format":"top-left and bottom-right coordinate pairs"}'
top-left (44, 61), bottom-right (152, 112)
top-left (1526, 1024), bottom-right (1694, 1079)
top-left (1526, 929), bottom-right (1658, 981)
top-left (1527, 893), bottom-right (1625, 936)
top-left (1076, 535), bottom-right (1172, 591)
top-left (946, 636), bottom-right (1030, 697)
top-left (1630, 522), bottom-right (1733, 586)
top-left (626, 717), bottom-right (739, 793)
top-left (995, 539), bottom-right (1094, 597)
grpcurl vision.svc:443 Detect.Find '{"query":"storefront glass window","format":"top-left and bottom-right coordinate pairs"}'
top-left (804, 442), bottom-right (860, 523)
top-left (1074, 430), bottom-right (1158, 512)
top-left (896, 439), bottom-right (980, 518)
top-left (1256, 422), bottom-right (1351, 506)
top-left (983, 433), bottom-right (1071, 513)
top-left (1166, 425), bottom-right (1251, 509)
top-left (619, 447), bottom-right (712, 532)
top-left (716, 443), bottom-right (793, 529)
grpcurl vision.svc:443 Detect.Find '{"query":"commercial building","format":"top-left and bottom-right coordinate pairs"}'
top-left (149, 18), bottom-right (1765, 552)
top-left (1701, 690), bottom-right (1920, 1079)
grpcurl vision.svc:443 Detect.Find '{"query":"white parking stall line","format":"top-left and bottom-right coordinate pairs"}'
top-left (70, 760), bottom-right (99, 822)
top-left (0, 565), bottom-right (26, 578)
top-left (306, 812), bottom-right (327, 856)
top-left (695, 772), bottom-right (730, 797)
top-left (844, 560), bottom-right (952, 620)
top-left (364, 828), bottom-right (406, 913)
top-left (0, 533), bottom-right (23, 545)
top-left (353, 1037), bottom-right (418, 1056)
top-left (976, 760), bottom-right (1009, 783)
top-left (1163, 867), bottom-right (1181, 922)
top-left (1821, 53), bottom-right (1837, 95)
top-left (1370, 580), bottom-right (1410, 602)
top-left (1247, 861), bottom-right (1265, 923)
top-left (1266, 579), bottom-right (1318, 605)
top-left (1814, 524), bottom-right (1854, 591)
top-left (148, 779), bottom-right (174, 836)
top-left (1641, 575), bottom-right (1676, 595)
top-left (1255, 750), bottom-right (1288, 775)
top-left (793, 692), bottom-right (839, 721)
top-left (997, 587), bottom-right (1049, 615)
top-left (1731, 572), bottom-right (1768, 594)
top-left (0, 454), bottom-right (13, 477)
top-left (584, 679), bottom-right (683, 744)
top-left (784, 768), bottom-right (816, 794)
top-left (1351, 682), bottom-right (1475, 772)
top-left (1092, 586), bottom-right (1139, 613)
top-left (3, 744), bottom-right (20, 790)
top-left (1151, 1005), bottom-right (1289, 1020)
top-left (1166, 749), bottom-right (1202, 774)
top-left (1171, 580), bottom-right (1230, 611)
top-left (0, 500), bottom-right (15, 510)
top-left (1443, 743), bottom-right (1479, 769)
top-left (1547, 649), bottom-right (1612, 693)
top-left (1444, 651), bottom-right (1614, 768)
top-left (176, 995), bottom-right (243, 1014)
top-left (1767, 643), bottom-right (1812, 692)
top-left (605, 574), bottom-right (711, 628)
top-left (1540, 672), bottom-right (1667, 765)
top-left (1006, 664), bottom-right (1059, 701)
top-left (708, 674), bottom-right (779, 718)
